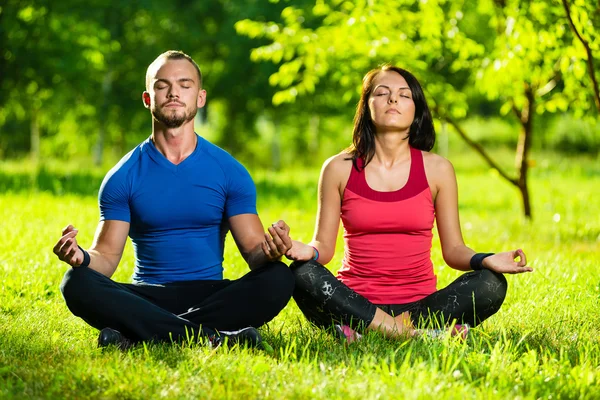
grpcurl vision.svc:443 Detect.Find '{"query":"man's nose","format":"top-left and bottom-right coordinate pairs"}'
top-left (168, 87), bottom-right (180, 98)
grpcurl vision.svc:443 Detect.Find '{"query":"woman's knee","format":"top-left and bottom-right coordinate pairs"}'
top-left (290, 260), bottom-right (330, 288)
top-left (477, 269), bottom-right (508, 307)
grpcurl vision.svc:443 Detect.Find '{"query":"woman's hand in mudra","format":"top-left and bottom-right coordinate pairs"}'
top-left (483, 249), bottom-right (533, 274)
top-left (285, 240), bottom-right (316, 262)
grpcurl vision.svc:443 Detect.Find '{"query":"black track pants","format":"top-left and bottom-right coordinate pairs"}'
top-left (60, 261), bottom-right (295, 343)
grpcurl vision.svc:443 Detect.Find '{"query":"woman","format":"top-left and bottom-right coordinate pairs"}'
top-left (285, 65), bottom-right (532, 342)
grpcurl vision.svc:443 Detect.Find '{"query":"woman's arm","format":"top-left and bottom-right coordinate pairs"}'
top-left (430, 154), bottom-right (532, 274)
top-left (286, 154), bottom-right (349, 263)
top-left (430, 156), bottom-right (473, 271)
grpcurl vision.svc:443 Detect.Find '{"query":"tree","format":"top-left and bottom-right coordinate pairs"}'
top-left (0, 0), bottom-right (109, 160)
top-left (1, 0), bottom-right (306, 164)
top-left (236, 0), bottom-right (600, 218)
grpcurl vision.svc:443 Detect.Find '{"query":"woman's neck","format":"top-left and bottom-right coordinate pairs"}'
top-left (372, 132), bottom-right (411, 167)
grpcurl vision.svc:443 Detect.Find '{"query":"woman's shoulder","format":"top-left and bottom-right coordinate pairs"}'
top-left (422, 151), bottom-right (455, 175)
top-left (421, 151), bottom-right (457, 191)
top-left (321, 152), bottom-right (354, 184)
top-left (322, 152), bottom-right (353, 171)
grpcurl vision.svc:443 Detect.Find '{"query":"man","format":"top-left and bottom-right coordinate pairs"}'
top-left (53, 50), bottom-right (295, 349)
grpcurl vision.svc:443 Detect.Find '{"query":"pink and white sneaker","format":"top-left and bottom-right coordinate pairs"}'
top-left (416, 324), bottom-right (470, 340)
top-left (334, 324), bottom-right (363, 344)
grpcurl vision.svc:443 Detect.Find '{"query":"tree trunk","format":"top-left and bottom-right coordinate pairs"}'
top-left (439, 106), bottom-right (538, 218)
top-left (561, 0), bottom-right (600, 113)
top-left (308, 114), bottom-right (320, 154)
top-left (514, 87), bottom-right (535, 219)
top-left (271, 118), bottom-right (281, 171)
top-left (441, 111), bottom-right (518, 186)
top-left (30, 108), bottom-right (40, 162)
top-left (95, 69), bottom-right (113, 166)
top-left (220, 107), bottom-right (240, 154)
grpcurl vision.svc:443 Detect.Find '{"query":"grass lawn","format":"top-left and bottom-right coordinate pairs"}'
top-left (0, 148), bottom-right (599, 399)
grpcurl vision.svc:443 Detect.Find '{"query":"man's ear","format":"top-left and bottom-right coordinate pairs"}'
top-left (197, 89), bottom-right (207, 108)
top-left (142, 92), bottom-right (151, 108)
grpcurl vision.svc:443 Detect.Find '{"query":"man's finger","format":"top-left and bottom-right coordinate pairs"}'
top-left (67, 244), bottom-right (79, 259)
top-left (268, 226), bottom-right (285, 240)
top-left (264, 233), bottom-right (278, 256)
top-left (62, 225), bottom-right (76, 236)
top-left (272, 220), bottom-right (290, 233)
top-left (270, 224), bottom-right (287, 235)
top-left (279, 234), bottom-right (292, 250)
top-left (59, 238), bottom-right (75, 259)
top-left (270, 235), bottom-right (286, 253)
top-left (53, 241), bottom-right (62, 255)
top-left (268, 227), bottom-right (288, 251)
top-left (55, 230), bottom-right (78, 253)
top-left (270, 225), bottom-right (292, 249)
top-left (53, 230), bottom-right (76, 254)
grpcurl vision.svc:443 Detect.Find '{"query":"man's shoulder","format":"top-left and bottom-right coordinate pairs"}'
top-left (198, 136), bottom-right (248, 173)
top-left (199, 137), bottom-right (236, 161)
top-left (102, 140), bottom-right (148, 184)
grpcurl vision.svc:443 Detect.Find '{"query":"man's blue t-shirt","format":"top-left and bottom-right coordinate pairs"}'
top-left (98, 135), bottom-right (257, 284)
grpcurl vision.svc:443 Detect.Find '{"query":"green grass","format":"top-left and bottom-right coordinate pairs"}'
top-left (1, 147), bottom-right (599, 399)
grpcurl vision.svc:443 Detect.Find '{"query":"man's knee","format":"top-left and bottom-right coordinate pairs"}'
top-left (60, 267), bottom-right (86, 300)
top-left (59, 267), bottom-right (104, 312)
top-left (261, 261), bottom-right (295, 298)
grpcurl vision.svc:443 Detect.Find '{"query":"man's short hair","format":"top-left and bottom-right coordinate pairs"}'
top-left (145, 50), bottom-right (202, 90)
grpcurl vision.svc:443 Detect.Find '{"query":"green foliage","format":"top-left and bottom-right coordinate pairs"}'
top-left (451, 115), bottom-right (600, 156)
top-left (236, 0), bottom-right (479, 119)
top-left (2, 0), bottom-right (599, 170)
top-left (237, 0), bottom-right (600, 122)
top-left (0, 0), bottom-right (291, 159)
top-left (1, 151), bottom-right (599, 398)
top-left (546, 114), bottom-right (600, 154)
top-left (457, 117), bottom-right (519, 149)
top-left (235, 0), bottom-right (600, 165)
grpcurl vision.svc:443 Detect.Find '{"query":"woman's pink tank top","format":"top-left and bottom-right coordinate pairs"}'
top-left (337, 147), bottom-right (437, 304)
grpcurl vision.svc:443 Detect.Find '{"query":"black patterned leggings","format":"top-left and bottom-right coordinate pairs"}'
top-left (290, 260), bottom-right (508, 332)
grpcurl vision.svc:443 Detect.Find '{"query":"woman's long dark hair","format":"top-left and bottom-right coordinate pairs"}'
top-left (348, 65), bottom-right (435, 170)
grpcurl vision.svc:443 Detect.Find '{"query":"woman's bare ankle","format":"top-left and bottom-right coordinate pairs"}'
top-left (393, 312), bottom-right (414, 333)
top-left (369, 308), bottom-right (416, 338)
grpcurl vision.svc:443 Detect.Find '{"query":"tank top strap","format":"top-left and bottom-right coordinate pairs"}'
top-left (345, 157), bottom-right (365, 193)
top-left (408, 146), bottom-right (429, 192)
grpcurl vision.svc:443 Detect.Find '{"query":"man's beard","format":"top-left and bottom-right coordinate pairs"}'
top-left (152, 105), bottom-right (197, 128)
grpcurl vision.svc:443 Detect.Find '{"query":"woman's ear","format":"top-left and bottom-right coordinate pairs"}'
top-left (142, 92), bottom-right (151, 108)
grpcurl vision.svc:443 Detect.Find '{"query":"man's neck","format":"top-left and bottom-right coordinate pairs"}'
top-left (151, 122), bottom-right (197, 165)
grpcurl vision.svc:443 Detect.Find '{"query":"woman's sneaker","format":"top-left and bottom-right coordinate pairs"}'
top-left (416, 324), bottom-right (470, 340)
top-left (334, 324), bottom-right (362, 344)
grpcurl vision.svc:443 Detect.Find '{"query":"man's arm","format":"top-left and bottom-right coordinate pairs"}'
top-left (228, 214), bottom-right (292, 270)
top-left (53, 220), bottom-right (130, 278)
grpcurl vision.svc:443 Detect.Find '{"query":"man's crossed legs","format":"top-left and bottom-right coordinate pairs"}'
top-left (60, 262), bottom-right (294, 349)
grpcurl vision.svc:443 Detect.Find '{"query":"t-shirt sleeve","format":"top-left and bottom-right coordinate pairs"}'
top-left (98, 168), bottom-right (131, 222)
top-left (225, 160), bottom-right (257, 218)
